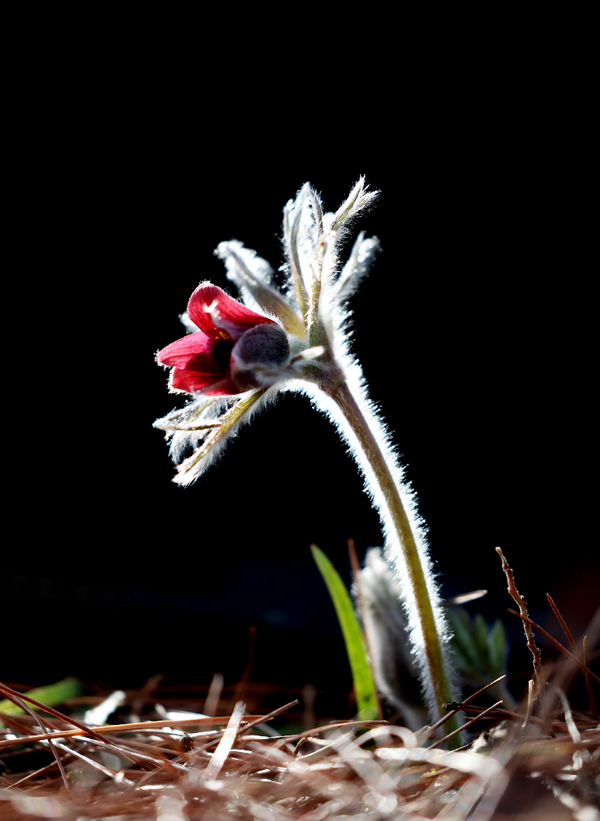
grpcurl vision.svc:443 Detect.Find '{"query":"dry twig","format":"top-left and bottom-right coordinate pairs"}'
top-left (496, 547), bottom-right (544, 690)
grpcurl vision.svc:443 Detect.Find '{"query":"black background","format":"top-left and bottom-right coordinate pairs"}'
top-left (4, 40), bottom-right (597, 713)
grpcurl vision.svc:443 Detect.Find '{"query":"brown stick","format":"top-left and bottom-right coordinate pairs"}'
top-left (548, 593), bottom-right (598, 719)
top-left (506, 609), bottom-right (600, 686)
top-left (496, 547), bottom-right (543, 689)
top-left (546, 594), bottom-right (578, 652)
top-left (430, 675), bottom-right (509, 735)
top-left (430, 700), bottom-right (504, 749)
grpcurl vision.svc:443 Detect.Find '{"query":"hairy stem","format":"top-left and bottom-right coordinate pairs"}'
top-left (324, 377), bottom-right (460, 745)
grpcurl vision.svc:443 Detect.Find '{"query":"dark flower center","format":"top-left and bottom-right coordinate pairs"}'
top-left (212, 336), bottom-right (234, 370)
top-left (230, 324), bottom-right (290, 391)
top-left (234, 324), bottom-right (289, 367)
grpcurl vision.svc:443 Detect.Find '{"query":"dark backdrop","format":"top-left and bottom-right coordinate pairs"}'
top-left (4, 59), bottom-right (597, 710)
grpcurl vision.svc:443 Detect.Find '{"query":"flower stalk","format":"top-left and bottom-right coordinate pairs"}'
top-left (154, 178), bottom-right (461, 743)
top-left (323, 378), bottom-right (460, 741)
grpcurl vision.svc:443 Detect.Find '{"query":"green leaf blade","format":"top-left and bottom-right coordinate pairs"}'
top-left (311, 545), bottom-right (378, 720)
top-left (0, 677), bottom-right (83, 727)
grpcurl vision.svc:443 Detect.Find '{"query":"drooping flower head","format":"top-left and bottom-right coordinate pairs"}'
top-left (157, 282), bottom-right (290, 395)
top-left (155, 177), bottom-right (379, 485)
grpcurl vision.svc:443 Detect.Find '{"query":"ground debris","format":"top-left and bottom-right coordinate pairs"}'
top-left (1, 678), bottom-right (599, 820)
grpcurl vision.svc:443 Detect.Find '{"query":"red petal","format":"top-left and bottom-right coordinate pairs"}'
top-left (187, 282), bottom-right (275, 340)
top-left (159, 329), bottom-right (242, 396)
top-left (170, 367), bottom-right (240, 396)
top-left (157, 331), bottom-right (214, 369)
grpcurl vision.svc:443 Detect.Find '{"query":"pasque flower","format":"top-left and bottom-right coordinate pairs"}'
top-left (157, 283), bottom-right (290, 395)
top-left (154, 178), bottom-right (461, 743)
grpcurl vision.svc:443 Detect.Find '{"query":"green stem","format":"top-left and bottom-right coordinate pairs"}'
top-left (325, 378), bottom-right (461, 746)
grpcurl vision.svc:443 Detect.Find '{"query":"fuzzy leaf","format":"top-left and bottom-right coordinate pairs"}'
top-left (333, 232), bottom-right (380, 302)
top-left (216, 241), bottom-right (306, 339)
top-left (311, 545), bottom-right (378, 720)
top-left (172, 388), bottom-right (269, 485)
top-left (283, 185), bottom-right (311, 317)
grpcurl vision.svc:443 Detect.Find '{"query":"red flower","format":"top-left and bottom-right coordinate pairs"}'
top-left (157, 282), bottom-right (290, 396)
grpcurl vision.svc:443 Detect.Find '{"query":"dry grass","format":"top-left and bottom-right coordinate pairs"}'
top-left (1, 663), bottom-right (598, 820)
top-left (1, 568), bottom-right (598, 819)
